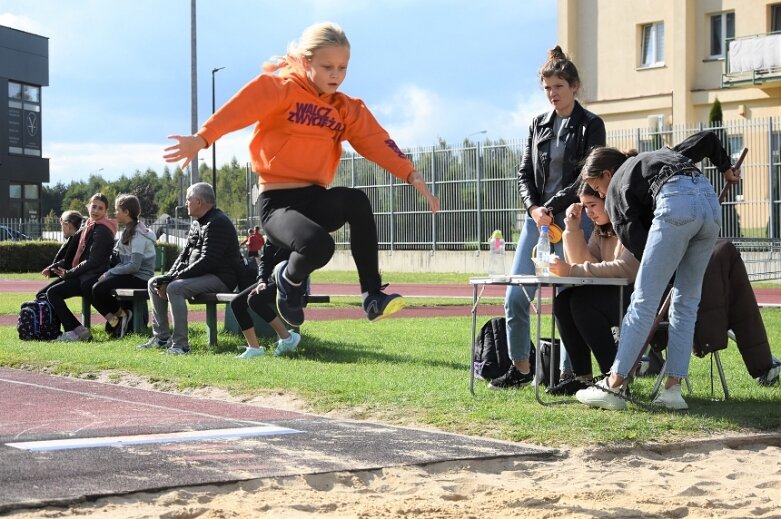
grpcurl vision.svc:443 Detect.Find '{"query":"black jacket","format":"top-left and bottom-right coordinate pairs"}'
top-left (45, 230), bottom-right (81, 275)
top-left (62, 224), bottom-right (114, 282)
top-left (168, 206), bottom-right (242, 290)
top-left (605, 131), bottom-right (732, 260)
top-left (517, 100), bottom-right (606, 215)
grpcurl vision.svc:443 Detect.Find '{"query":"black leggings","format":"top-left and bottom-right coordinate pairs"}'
top-left (46, 275), bottom-right (99, 332)
top-left (554, 284), bottom-right (631, 376)
top-left (260, 185), bottom-right (380, 293)
top-left (229, 282), bottom-right (277, 330)
top-left (92, 274), bottom-right (149, 317)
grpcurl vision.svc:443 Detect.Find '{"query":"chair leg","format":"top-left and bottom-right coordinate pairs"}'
top-left (713, 350), bottom-right (730, 400)
top-left (650, 360), bottom-right (666, 400)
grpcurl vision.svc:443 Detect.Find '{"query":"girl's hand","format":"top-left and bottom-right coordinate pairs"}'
top-left (163, 134), bottom-right (207, 170)
top-left (409, 171), bottom-right (440, 213)
top-left (723, 166), bottom-right (741, 185)
top-left (531, 206), bottom-right (553, 228)
top-left (252, 282), bottom-right (267, 295)
top-left (549, 256), bottom-right (571, 277)
top-left (564, 203), bottom-right (582, 229)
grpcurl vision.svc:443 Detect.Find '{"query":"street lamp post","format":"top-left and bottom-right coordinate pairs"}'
top-left (211, 66), bottom-right (225, 201)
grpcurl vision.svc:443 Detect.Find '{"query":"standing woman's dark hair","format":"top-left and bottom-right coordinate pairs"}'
top-left (539, 45), bottom-right (581, 89)
top-left (116, 194), bottom-right (141, 245)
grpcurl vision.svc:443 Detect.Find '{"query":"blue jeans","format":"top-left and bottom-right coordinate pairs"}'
top-left (612, 174), bottom-right (721, 378)
top-left (505, 211), bottom-right (594, 371)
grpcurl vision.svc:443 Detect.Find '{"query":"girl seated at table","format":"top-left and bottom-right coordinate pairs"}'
top-left (547, 183), bottom-right (639, 395)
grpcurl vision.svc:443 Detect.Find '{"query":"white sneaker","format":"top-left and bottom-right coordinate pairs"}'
top-left (274, 330), bottom-right (301, 356)
top-left (653, 383), bottom-right (688, 410)
top-left (575, 377), bottom-right (627, 410)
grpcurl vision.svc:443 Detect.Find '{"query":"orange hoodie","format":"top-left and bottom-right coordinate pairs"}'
top-left (197, 69), bottom-right (415, 187)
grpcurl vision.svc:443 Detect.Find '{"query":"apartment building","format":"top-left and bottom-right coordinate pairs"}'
top-left (558, 0), bottom-right (780, 129)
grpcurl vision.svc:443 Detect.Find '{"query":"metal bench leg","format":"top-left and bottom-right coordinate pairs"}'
top-left (81, 297), bottom-right (91, 329)
top-left (132, 296), bottom-right (147, 333)
top-left (205, 303), bottom-right (218, 346)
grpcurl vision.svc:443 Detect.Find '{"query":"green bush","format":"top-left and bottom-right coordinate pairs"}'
top-left (0, 240), bottom-right (180, 273)
top-left (0, 241), bottom-right (62, 273)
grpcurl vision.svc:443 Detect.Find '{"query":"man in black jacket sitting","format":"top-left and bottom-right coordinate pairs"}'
top-left (139, 182), bottom-right (242, 354)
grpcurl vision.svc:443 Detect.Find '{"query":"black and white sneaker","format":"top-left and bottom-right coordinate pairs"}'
top-left (272, 260), bottom-right (305, 327)
top-left (363, 291), bottom-right (405, 322)
top-left (488, 366), bottom-right (534, 390)
top-left (757, 357), bottom-right (781, 386)
top-left (546, 376), bottom-right (591, 396)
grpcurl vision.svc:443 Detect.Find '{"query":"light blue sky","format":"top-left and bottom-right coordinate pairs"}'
top-left (1, 0), bottom-right (556, 185)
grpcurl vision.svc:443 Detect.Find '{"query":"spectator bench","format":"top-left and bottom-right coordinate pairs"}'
top-left (83, 289), bottom-right (330, 346)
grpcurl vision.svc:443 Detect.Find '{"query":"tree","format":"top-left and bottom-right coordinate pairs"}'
top-left (709, 98), bottom-right (723, 125)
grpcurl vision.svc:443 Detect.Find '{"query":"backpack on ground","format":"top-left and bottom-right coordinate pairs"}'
top-left (474, 317), bottom-right (510, 381)
top-left (17, 296), bottom-right (61, 341)
top-left (535, 338), bottom-right (561, 387)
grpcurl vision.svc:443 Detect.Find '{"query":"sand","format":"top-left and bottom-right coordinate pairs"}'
top-left (6, 376), bottom-right (781, 519)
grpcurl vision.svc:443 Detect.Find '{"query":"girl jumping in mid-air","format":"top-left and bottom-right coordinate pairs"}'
top-left (164, 22), bottom-right (439, 328)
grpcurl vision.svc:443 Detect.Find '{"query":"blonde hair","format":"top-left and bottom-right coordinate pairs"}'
top-left (263, 22), bottom-right (350, 73)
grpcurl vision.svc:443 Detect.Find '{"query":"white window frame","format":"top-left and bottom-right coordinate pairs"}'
top-left (640, 22), bottom-right (665, 68)
top-left (709, 11), bottom-right (735, 58)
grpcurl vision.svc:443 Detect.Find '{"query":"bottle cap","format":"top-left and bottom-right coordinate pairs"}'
top-left (540, 225), bottom-right (549, 232)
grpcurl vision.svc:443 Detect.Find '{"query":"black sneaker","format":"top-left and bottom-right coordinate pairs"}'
top-left (546, 376), bottom-right (590, 396)
top-left (272, 260), bottom-right (305, 327)
top-left (488, 366), bottom-right (534, 390)
top-left (363, 291), bottom-right (405, 322)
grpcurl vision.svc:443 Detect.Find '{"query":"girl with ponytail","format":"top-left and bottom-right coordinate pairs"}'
top-left (92, 194), bottom-right (157, 338)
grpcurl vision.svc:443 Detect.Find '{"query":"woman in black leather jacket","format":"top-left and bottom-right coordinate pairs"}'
top-left (491, 46), bottom-right (606, 390)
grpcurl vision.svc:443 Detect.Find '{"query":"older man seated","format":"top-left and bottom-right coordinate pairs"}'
top-left (139, 182), bottom-right (242, 354)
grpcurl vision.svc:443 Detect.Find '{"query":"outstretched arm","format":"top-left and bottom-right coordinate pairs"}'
top-left (408, 170), bottom-right (440, 214)
top-left (163, 134), bottom-right (207, 170)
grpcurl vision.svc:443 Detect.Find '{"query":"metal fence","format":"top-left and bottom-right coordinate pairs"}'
top-left (320, 116), bottom-right (781, 280)
top-left (4, 117), bottom-right (781, 279)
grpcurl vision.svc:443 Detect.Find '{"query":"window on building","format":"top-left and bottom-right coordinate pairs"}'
top-left (772, 4), bottom-right (781, 33)
top-left (7, 81), bottom-right (42, 157)
top-left (640, 22), bottom-right (665, 67)
top-left (709, 12), bottom-right (735, 58)
top-left (8, 183), bottom-right (39, 220)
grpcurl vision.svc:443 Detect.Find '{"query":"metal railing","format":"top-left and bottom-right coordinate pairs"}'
top-left (6, 117), bottom-right (781, 280)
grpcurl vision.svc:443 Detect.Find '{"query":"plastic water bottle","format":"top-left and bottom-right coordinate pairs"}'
top-left (487, 230), bottom-right (506, 276)
top-left (535, 226), bottom-right (550, 276)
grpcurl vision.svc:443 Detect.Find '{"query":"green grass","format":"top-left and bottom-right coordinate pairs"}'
top-left (1, 309), bottom-right (779, 448)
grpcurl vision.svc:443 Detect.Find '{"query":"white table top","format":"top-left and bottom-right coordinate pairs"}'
top-left (469, 274), bottom-right (630, 286)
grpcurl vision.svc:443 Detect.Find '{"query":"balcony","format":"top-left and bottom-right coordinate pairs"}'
top-left (722, 32), bottom-right (781, 87)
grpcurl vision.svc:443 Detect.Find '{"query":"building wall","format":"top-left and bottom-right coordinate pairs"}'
top-left (558, 0), bottom-right (781, 130)
top-left (0, 25), bottom-right (49, 220)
